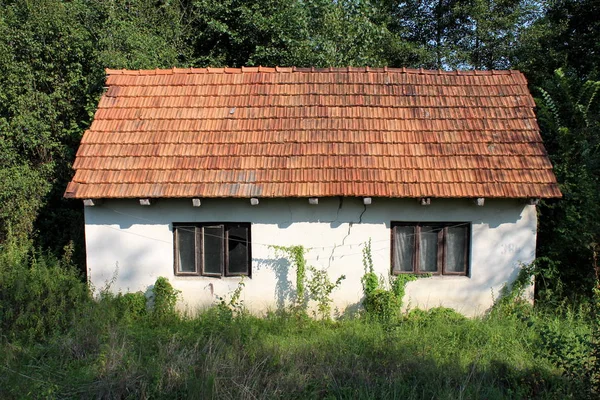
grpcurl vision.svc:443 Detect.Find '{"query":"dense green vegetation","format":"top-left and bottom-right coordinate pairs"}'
top-left (1, 0), bottom-right (598, 300)
top-left (1, 0), bottom-right (600, 398)
top-left (0, 241), bottom-right (598, 398)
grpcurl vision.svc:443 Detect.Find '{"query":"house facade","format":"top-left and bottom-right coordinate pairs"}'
top-left (66, 67), bottom-right (561, 316)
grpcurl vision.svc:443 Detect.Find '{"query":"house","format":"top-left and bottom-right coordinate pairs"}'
top-left (65, 66), bottom-right (561, 316)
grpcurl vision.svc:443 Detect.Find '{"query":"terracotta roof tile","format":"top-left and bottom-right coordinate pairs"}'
top-left (66, 67), bottom-right (560, 199)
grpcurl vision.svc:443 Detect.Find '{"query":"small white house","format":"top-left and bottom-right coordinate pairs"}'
top-left (65, 67), bottom-right (561, 316)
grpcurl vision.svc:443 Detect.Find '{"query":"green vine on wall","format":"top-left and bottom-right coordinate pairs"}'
top-left (361, 239), bottom-right (423, 321)
top-left (390, 274), bottom-right (419, 305)
top-left (306, 266), bottom-right (345, 319)
top-left (216, 278), bottom-right (246, 319)
top-left (271, 245), bottom-right (307, 307)
top-left (271, 244), bottom-right (345, 318)
top-left (361, 238), bottom-right (378, 296)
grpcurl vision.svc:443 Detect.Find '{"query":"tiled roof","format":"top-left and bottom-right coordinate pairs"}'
top-left (65, 67), bottom-right (561, 199)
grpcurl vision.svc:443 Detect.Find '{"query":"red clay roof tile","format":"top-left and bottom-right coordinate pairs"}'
top-left (66, 67), bottom-right (560, 199)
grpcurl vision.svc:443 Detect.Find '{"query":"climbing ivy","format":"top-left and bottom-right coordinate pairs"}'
top-left (390, 273), bottom-right (419, 305)
top-left (216, 278), bottom-right (246, 319)
top-left (361, 239), bottom-right (422, 321)
top-left (361, 238), bottom-right (379, 297)
top-left (306, 265), bottom-right (345, 319)
top-left (271, 245), bottom-right (307, 308)
top-left (271, 244), bottom-right (344, 318)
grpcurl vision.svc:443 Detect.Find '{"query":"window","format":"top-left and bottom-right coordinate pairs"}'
top-left (391, 222), bottom-right (469, 275)
top-left (173, 223), bottom-right (251, 277)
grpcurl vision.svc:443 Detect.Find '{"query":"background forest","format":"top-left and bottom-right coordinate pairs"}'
top-left (1, 0), bottom-right (598, 302)
top-left (1, 1), bottom-right (600, 398)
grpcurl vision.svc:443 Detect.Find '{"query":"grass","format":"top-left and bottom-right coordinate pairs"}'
top-left (1, 303), bottom-right (595, 399)
top-left (0, 243), bottom-right (597, 399)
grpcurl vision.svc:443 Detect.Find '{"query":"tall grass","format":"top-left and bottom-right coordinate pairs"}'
top-left (0, 239), bottom-right (89, 343)
top-left (0, 243), bottom-right (597, 399)
top-left (1, 307), bottom-right (590, 399)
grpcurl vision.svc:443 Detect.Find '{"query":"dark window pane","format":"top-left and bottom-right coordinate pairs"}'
top-left (419, 226), bottom-right (439, 272)
top-left (228, 226), bottom-right (249, 274)
top-left (446, 226), bottom-right (468, 273)
top-left (393, 226), bottom-right (415, 272)
top-left (203, 226), bottom-right (223, 275)
top-left (177, 227), bottom-right (196, 273)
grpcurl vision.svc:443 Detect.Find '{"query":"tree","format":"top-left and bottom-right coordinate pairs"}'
top-left (185, 0), bottom-right (404, 67)
top-left (544, 0), bottom-right (600, 79)
top-left (514, 0), bottom-right (600, 86)
top-left (458, 0), bottom-right (541, 70)
top-left (0, 0), bottom-right (94, 243)
top-left (387, 0), bottom-right (541, 70)
top-left (0, 0), bottom-right (190, 253)
top-left (535, 69), bottom-right (600, 299)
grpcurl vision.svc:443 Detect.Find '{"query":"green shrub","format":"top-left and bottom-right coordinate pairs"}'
top-left (0, 240), bottom-right (89, 343)
top-left (491, 262), bottom-right (536, 319)
top-left (117, 291), bottom-right (147, 319)
top-left (363, 288), bottom-right (400, 320)
top-left (537, 315), bottom-right (594, 392)
top-left (360, 239), bottom-right (420, 321)
top-left (216, 278), bottom-right (246, 320)
top-left (306, 266), bottom-right (345, 319)
top-left (406, 307), bottom-right (467, 325)
top-left (151, 276), bottom-right (179, 320)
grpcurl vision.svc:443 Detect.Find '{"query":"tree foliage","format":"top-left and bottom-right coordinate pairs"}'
top-left (385, 0), bottom-right (539, 69)
top-left (535, 69), bottom-right (600, 299)
top-left (0, 0), bottom-right (599, 303)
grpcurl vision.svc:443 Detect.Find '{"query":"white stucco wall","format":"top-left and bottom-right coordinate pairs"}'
top-left (84, 197), bottom-right (537, 316)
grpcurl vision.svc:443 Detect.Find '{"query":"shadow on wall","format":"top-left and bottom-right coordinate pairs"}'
top-left (88, 229), bottom-right (166, 294)
top-left (85, 197), bottom-right (528, 232)
top-left (254, 257), bottom-right (295, 309)
top-left (85, 197), bottom-right (387, 230)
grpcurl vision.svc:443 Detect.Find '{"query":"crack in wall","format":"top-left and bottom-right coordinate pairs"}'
top-left (328, 201), bottom-right (367, 268)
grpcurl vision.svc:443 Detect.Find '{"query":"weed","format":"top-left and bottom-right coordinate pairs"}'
top-left (0, 240), bottom-right (89, 343)
top-left (216, 278), bottom-right (246, 319)
top-left (306, 265), bottom-right (345, 319)
top-left (151, 276), bottom-right (180, 321)
top-left (272, 244), bottom-right (345, 318)
top-left (361, 238), bottom-right (420, 321)
top-left (1, 241), bottom-right (598, 398)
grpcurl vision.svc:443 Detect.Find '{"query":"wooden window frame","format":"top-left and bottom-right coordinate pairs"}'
top-left (391, 222), bottom-right (470, 276)
top-left (173, 223), bottom-right (251, 278)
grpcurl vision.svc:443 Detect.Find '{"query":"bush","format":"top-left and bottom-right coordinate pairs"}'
top-left (151, 276), bottom-right (179, 321)
top-left (536, 314), bottom-right (595, 393)
top-left (0, 240), bottom-right (89, 343)
top-left (406, 307), bottom-right (467, 325)
top-left (117, 291), bottom-right (147, 320)
top-left (363, 288), bottom-right (400, 321)
top-left (360, 239), bottom-right (419, 321)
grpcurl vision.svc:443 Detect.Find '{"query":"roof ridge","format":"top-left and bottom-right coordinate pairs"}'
top-left (105, 67), bottom-right (520, 76)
